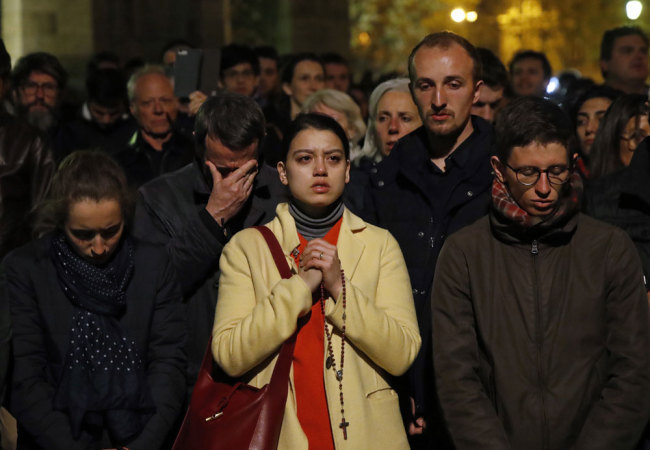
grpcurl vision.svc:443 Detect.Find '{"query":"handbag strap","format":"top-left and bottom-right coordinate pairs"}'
top-left (253, 226), bottom-right (296, 388)
top-left (198, 226), bottom-right (297, 381)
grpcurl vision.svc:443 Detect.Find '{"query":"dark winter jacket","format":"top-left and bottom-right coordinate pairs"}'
top-left (0, 114), bottom-right (55, 260)
top-left (114, 130), bottom-right (194, 188)
top-left (584, 137), bottom-right (650, 287)
top-left (133, 160), bottom-right (289, 391)
top-left (2, 237), bottom-right (186, 450)
top-left (359, 116), bottom-right (493, 425)
top-left (432, 212), bottom-right (649, 449)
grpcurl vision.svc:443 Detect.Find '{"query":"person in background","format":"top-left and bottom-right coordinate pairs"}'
top-left (55, 68), bottom-right (136, 160)
top-left (282, 53), bottom-right (326, 122)
top-left (600, 26), bottom-right (649, 95)
top-left (10, 52), bottom-right (67, 135)
top-left (187, 43), bottom-right (261, 116)
top-left (509, 50), bottom-right (552, 98)
top-left (219, 43), bottom-right (260, 98)
top-left (589, 93), bottom-right (649, 178)
top-left (2, 151), bottom-right (186, 449)
top-left (255, 45), bottom-right (281, 105)
top-left (567, 85), bottom-right (620, 178)
top-left (212, 113), bottom-right (420, 449)
top-left (133, 92), bottom-right (289, 396)
top-left (361, 31), bottom-right (492, 449)
top-left (86, 51), bottom-right (121, 74)
top-left (0, 41), bottom-right (56, 260)
top-left (473, 48), bottom-right (510, 123)
top-left (355, 78), bottom-right (421, 168)
top-left (322, 52), bottom-right (352, 93)
top-left (114, 65), bottom-right (194, 187)
top-left (0, 38), bottom-right (57, 448)
top-left (433, 96), bottom-right (649, 449)
top-left (301, 88), bottom-right (366, 162)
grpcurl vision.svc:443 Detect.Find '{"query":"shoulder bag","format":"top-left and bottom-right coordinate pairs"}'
top-left (172, 226), bottom-right (295, 450)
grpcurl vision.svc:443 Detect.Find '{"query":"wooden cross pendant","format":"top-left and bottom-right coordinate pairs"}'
top-left (339, 418), bottom-right (350, 440)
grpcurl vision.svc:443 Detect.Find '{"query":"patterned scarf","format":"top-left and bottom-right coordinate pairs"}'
top-left (50, 234), bottom-right (153, 444)
top-left (491, 171), bottom-right (583, 232)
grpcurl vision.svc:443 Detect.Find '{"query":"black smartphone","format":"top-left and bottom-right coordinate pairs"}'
top-left (173, 49), bottom-right (221, 99)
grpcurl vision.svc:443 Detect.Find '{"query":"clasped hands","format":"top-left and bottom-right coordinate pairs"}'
top-left (298, 239), bottom-right (343, 301)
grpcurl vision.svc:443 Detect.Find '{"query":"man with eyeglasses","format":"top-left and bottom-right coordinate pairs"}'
top-left (432, 96), bottom-right (649, 449)
top-left (10, 52), bottom-right (67, 134)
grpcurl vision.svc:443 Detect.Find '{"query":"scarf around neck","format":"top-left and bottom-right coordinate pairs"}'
top-left (490, 171), bottom-right (582, 241)
top-left (50, 234), bottom-right (154, 444)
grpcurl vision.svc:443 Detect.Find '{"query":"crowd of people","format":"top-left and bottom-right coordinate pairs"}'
top-left (0, 22), bottom-right (648, 450)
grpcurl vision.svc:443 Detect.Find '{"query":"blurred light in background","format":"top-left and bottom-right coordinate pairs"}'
top-left (626, 1), bottom-right (643, 20)
top-left (451, 8), bottom-right (466, 23)
top-left (358, 31), bottom-right (371, 47)
top-left (466, 11), bottom-right (478, 22)
top-left (546, 76), bottom-right (559, 94)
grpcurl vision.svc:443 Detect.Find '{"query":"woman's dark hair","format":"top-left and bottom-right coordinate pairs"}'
top-left (494, 96), bottom-right (576, 163)
top-left (281, 53), bottom-right (323, 85)
top-left (281, 113), bottom-right (350, 162)
top-left (567, 84), bottom-right (621, 128)
top-left (589, 94), bottom-right (648, 178)
top-left (35, 151), bottom-right (134, 236)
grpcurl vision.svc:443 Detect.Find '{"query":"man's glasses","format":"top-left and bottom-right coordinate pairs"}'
top-left (503, 162), bottom-right (571, 186)
top-left (21, 81), bottom-right (58, 97)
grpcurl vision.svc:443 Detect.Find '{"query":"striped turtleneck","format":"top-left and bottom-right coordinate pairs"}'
top-left (288, 199), bottom-right (344, 240)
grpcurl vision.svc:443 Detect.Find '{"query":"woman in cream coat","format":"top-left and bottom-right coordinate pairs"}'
top-left (212, 113), bottom-right (420, 449)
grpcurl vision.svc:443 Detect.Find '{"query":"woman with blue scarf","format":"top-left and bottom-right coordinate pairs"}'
top-left (1, 151), bottom-right (186, 449)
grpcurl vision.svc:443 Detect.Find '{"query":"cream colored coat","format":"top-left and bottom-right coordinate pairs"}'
top-left (212, 203), bottom-right (420, 449)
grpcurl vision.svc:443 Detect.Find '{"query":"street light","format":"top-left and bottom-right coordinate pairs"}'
top-left (627, 0), bottom-right (643, 20)
top-left (451, 8), bottom-right (466, 22)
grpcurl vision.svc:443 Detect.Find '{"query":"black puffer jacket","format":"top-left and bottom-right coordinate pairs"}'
top-left (432, 212), bottom-right (649, 449)
top-left (584, 137), bottom-right (650, 287)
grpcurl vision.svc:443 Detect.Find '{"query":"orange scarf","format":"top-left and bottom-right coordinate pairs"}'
top-left (291, 218), bottom-right (343, 449)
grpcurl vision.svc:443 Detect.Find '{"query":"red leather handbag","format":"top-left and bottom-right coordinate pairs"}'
top-left (172, 226), bottom-right (295, 450)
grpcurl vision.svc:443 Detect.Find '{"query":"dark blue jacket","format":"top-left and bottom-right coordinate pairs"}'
top-left (360, 116), bottom-right (493, 432)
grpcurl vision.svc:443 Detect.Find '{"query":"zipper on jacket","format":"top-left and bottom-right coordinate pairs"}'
top-left (531, 239), bottom-right (549, 450)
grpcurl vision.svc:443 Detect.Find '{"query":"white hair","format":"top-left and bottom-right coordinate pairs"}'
top-left (357, 77), bottom-right (412, 164)
top-left (301, 89), bottom-right (366, 160)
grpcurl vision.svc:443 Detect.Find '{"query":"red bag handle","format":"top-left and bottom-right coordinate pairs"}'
top-left (200, 225), bottom-right (297, 387)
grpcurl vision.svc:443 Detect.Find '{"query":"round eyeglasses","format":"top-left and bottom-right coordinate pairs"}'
top-left (503, 162), bottom-right (571, 186)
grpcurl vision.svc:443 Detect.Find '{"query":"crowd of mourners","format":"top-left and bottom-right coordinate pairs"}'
top-left (0, 23), bottom-right (648, 450)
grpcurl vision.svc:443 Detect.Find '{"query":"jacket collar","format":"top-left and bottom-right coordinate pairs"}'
top-left (269, 203), bottom-right (366, 279)
top-left (374, 115), bottom-right (493, 186)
